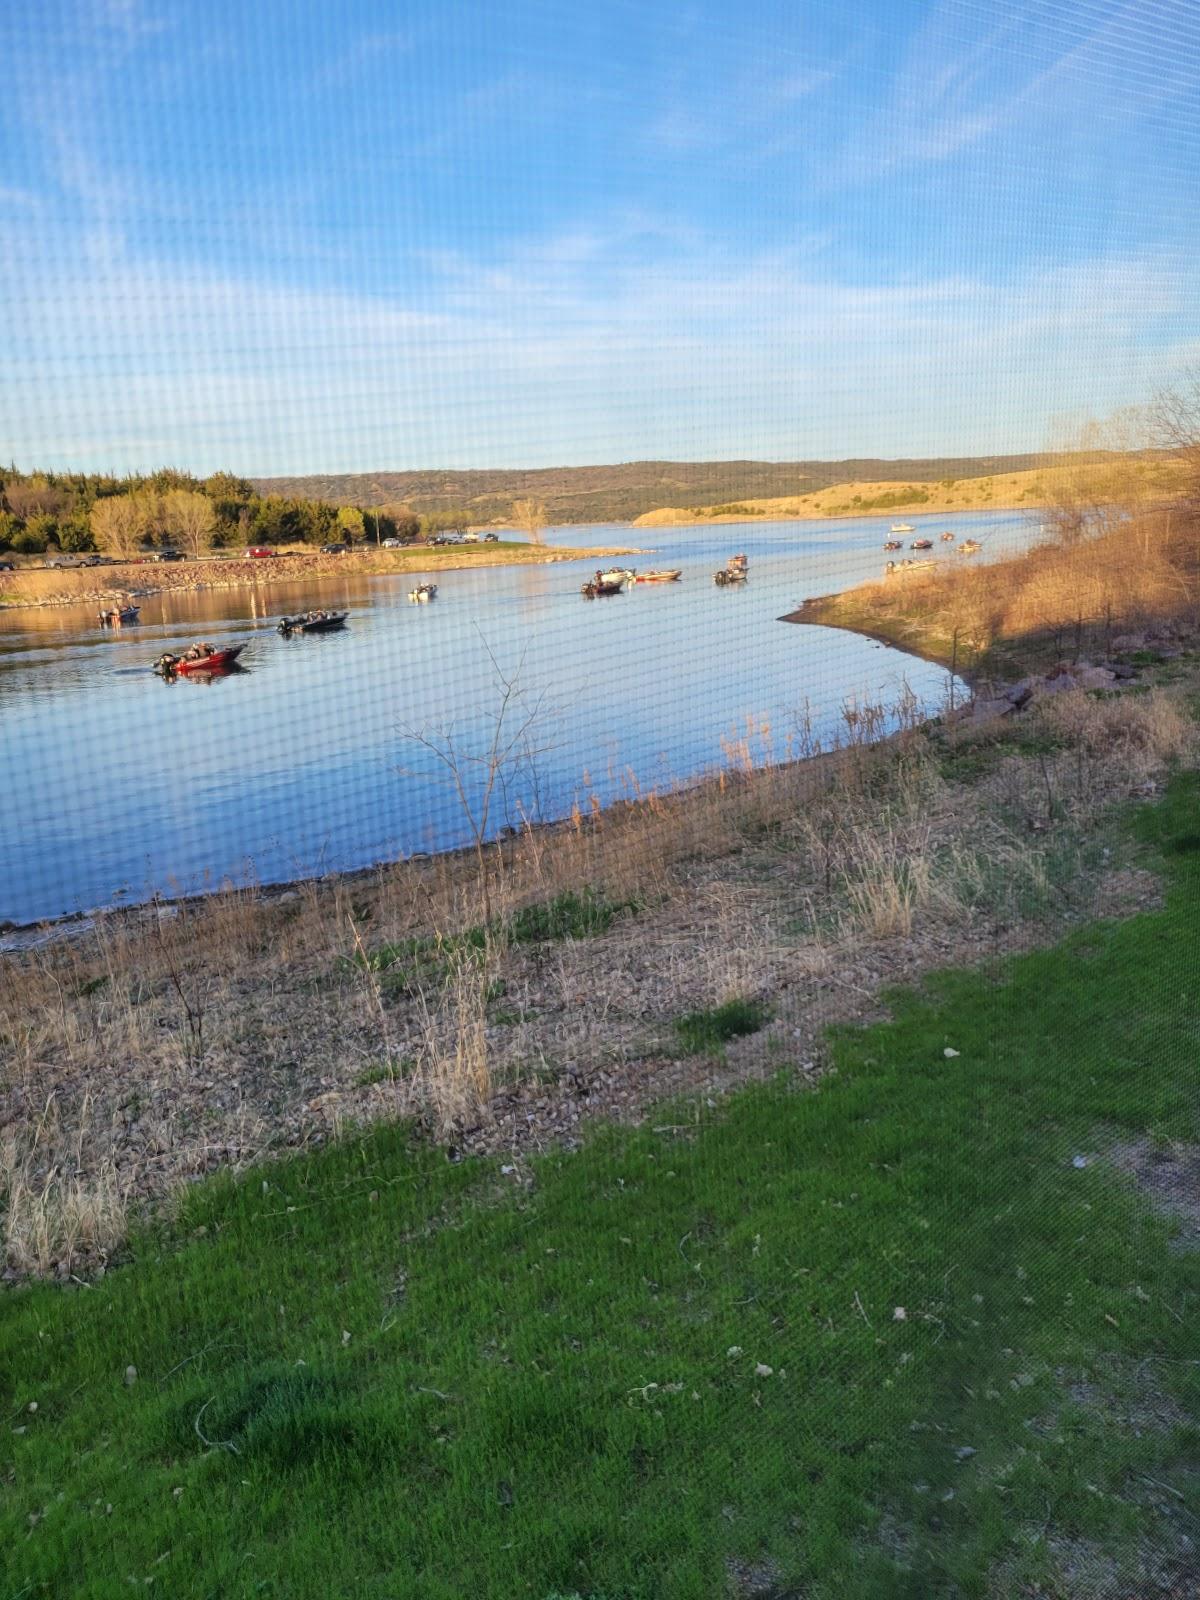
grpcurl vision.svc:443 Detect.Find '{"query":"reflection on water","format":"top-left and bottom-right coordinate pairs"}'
top-left (1, 511), bottom-right (1034, 923)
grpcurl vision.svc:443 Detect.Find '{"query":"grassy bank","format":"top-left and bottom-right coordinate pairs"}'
top-left (4, 767), bottom-right (1200, 1597)
top-left (785, 502), bottom-right (1200, 681)
top-left (0, 541), bottom-right (640, 610)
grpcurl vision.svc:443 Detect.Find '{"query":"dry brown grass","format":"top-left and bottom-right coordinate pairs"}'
top-left (1, 1102), bottom-right (133, 1277)
top-left (412, 951), bottom-right (494, 1139)
top-left (795, 500), bottom-right (1200, 676)
top-left (1038, 685), bottom-right (1195, 768)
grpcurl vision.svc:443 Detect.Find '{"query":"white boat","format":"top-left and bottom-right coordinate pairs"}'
top-left (890, 522), bottom-right (915, 533)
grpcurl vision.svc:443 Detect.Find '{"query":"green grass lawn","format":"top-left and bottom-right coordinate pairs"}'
top-left (4, 781), bottom-right (1200, 1598)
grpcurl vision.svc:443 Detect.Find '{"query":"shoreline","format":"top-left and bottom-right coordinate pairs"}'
top-left (0, 542), bottom-right (643, 612)
top-left (779, 595), bottom-right (973, 679)
top-left (0, 709), bottom-right (905, 946)
top-left (634, 499), bottom-right (1043, 529)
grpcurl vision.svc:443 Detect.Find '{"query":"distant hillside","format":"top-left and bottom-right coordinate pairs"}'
top-left (634, 454), bottom-right (1185, 526)
top-left (255, 454), bottom-right (1071, 526)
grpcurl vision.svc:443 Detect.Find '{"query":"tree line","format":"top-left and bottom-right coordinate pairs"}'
top-left (0, 467), bottom-right (440, 558)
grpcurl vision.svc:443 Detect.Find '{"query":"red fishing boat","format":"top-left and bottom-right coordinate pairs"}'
top-left (155, 644), bottom-right (244, 676)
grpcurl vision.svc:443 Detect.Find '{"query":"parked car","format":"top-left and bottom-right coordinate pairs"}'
top-left (0, 560), bottom-right (14, 571)
top-left (45, 556), bottom-right (82, 569)
top-left (245, 546), bottom-right (276, 559)
top-left (432, 531), bottom-right (467, 546)
top-left (381, 536), bottom-right (403, 548)
top-left (482, 532), bottom-right (499, 542)
top-left (320, 541), bottom-right (349, 555)
top-left (153, 549), bottom-right (185, 562)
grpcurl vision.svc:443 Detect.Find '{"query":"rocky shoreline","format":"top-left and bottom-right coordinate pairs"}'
top-left (0, 544), bottom-right (639, 610)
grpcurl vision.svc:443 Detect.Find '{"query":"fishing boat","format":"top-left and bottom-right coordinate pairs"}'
top-left (886, 558), bottom-right (935, 575)
top-left (891, 522), bottom-right (914, 533)
top-left (910, 538), bottom-right (933, 550)
top-left (582, 570), bottom-right (625, 597)
top-left (727, 553), bottom-right (749, 571)
top-left (630, 569), bottom-right (682, 584)
top-left (155, 644), bottom-right (244, 676)
top-left (883, 540), bottom-right (903, 551)
top-left (958, 539), bottom-right (983, 555)
top-left (277, 610), bottom-right (348, 635)
top-left (98, 604), bottom-right (140, 626)
top-left (714, 566), bottom-right (748, 586)
top-left (940, 531), bottom-right (955, 542)
top-left (408, 583), bottom-right (438, 602)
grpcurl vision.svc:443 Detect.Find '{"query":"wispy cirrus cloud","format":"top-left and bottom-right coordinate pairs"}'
top-left (644, 58), bottom-right (838, 158)
top-left (829, 0), bottom-right (1200, 183)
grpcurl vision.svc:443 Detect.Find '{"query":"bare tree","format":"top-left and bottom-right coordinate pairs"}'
top-left (3, 478), bottom-right (71, 521)
top-left (511, 497), bottom-right (547, 545)
top-left (1038, 409), bottom-right (1168, 546)
top-left (1151, 370), bottom-right (1200, 505)
top-left (90, 493), bottom-right (151, 561)
top-left (399, 636), bottom-right (557, 924)
top-left (162, 488), bottom-right (216, 558)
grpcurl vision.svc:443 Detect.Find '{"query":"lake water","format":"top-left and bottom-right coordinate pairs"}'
top-left (1, 510), bottom-right (1037, 924)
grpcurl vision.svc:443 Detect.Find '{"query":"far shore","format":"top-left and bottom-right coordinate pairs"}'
top-left (635, 498), bottom-right (1040, 527)
top-left (0, 540), bottom-right (644, 611)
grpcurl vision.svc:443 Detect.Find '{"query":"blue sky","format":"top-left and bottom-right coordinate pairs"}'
top-left (1, 0), bottom-right (1197, 474)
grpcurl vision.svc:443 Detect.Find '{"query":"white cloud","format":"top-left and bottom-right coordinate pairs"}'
top-left (0, 216), bottom-right (1188, 473)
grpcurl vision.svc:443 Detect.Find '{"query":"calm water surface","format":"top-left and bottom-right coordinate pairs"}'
top-left (2, 510), bottom-right (1035, 923)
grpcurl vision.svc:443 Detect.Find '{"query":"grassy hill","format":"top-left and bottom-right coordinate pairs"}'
top-left (635, 454), bottom-right (1185, 526)
top-left (255, 453), bottom-right (1088, 526)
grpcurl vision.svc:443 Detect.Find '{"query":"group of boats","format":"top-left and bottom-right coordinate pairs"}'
top-left (154, 609), bottom-right (349, 677)
top-left (580, 566), bottom-right (683, 598)
top-left (884, 535), bottom-right (935, 552)
top-left (883, 530), bottom-right (984, 574)
top-left (579, 557), bottom-right (751, 598)
top-left (128, 522), bottom-right (988, 674)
